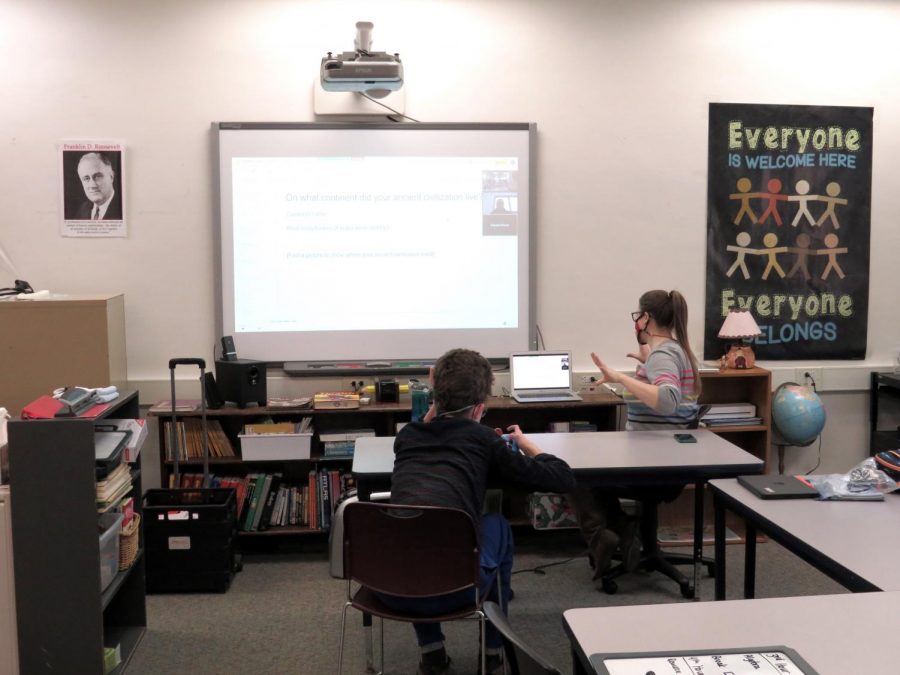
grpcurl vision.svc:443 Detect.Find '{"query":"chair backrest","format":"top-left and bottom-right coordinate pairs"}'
top-left (342, 501), bottom-right (480, 598)
top-left (687, 404), bottom-right (712, 430)
top-left (482, 601), bottom-right (562, 675)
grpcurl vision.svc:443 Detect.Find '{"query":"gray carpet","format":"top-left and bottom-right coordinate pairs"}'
top-left (126, 530), bottom-right (846, 675)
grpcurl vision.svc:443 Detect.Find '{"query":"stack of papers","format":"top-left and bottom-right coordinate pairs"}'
top-left (701, 402), bottom-right (761, 427)
top-left (267, 397), bottom-right (312, 409)
top-left (97, 463), bottom-right (133, 512)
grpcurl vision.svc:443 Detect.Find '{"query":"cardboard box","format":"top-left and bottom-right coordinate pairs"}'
top-left (239, 432), bottom-right (312, 461)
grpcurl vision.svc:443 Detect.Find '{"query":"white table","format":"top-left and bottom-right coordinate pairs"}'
top-left (354, 430), bottom-right (763, 597)
top-left (711, 477), bottom-right (900, 599)
top-left (563, 591), bottom-right (899, 675)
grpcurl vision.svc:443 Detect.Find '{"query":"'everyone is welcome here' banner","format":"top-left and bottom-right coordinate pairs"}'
top-left (705, 103), bottom-right (872, 360)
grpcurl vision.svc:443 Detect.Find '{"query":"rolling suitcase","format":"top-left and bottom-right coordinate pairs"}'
top-left (143, 358), bottom-right (239, 593)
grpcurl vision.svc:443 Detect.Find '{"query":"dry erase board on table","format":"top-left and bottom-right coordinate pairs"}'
top-left (590, 646), bottom-right (818, 675)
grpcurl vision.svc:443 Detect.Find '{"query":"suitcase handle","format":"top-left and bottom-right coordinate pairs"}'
top-left (169, 357), bottom-right (206, 369)
top-left (168, 357), bottom-right (210, 485)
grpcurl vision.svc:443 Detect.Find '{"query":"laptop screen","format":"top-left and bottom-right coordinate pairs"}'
top-left (511, 352), bottom-right (572, 390)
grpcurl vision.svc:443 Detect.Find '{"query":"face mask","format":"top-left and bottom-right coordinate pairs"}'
top-left (634, 316), bottom-right (649, 345)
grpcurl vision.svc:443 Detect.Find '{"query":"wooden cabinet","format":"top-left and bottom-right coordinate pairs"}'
top-left (699, 367), bottom-right (772, 470)
top-left (149, 393), bottom-right (622, 536)
top-left (8, 392), bottom-right (145, 674)
top-left (0, 294), bottom-right (127, 416)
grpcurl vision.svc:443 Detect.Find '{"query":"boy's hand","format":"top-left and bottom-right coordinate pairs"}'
top-left (505, 424), bottom-right (541, 457)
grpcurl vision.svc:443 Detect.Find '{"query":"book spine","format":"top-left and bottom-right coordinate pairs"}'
top-left (251, 474), bottom-right (273, 531)
top-left (308, 470), bottom-right (317, 530)
top-left (319, 469), bottom-right (331, 531)
top-left (257, 474), bottom-right (282, 531)
top-left (241, 474), bottom-right (260, 531)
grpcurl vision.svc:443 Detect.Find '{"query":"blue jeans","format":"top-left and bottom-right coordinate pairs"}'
top-left (375, 512), bottom-right (514, 650)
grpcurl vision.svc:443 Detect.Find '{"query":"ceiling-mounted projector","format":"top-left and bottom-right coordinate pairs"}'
top-left (320, 21), bottom-right (403, 97)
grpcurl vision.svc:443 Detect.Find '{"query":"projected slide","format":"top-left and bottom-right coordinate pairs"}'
top-left (231, 156), bottom-right (520, 333)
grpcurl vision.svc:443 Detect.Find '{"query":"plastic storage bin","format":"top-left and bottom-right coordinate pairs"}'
top-left (98, 512), bottom-right (124, 592)
top-left (239, 432), bottom-right (312, 461)
top-left (143, 488), bottom-right (237, 593)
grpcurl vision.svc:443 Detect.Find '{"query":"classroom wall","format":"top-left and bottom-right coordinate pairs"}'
top-left (1, 0), bottom-right (898, 475)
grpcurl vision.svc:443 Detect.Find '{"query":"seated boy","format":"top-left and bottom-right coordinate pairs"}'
top-left (380, 348), bottom-right (575, 675)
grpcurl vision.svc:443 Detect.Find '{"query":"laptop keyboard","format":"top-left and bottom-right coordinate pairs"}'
top-left (517, 392), bottom-right (577, 400)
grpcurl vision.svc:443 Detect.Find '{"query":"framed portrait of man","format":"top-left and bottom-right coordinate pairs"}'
top-left (60, 141), bottom-right (127, 237)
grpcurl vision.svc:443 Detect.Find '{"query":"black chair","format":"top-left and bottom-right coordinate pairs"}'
top-left (337, 501), bottom-right (490, 675)
top-left (600, 405), bottom-right (714, 598)
top-left (482, 601), bottom-right (562, 675)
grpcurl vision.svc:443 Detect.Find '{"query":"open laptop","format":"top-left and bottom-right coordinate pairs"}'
top-left (737, 474), bottom-right (819, 500)
top-left (510, 351), bottom-right (582, 403)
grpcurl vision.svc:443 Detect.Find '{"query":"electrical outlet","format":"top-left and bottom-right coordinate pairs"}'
top-left (795, 368), bottom-right (824, 390)
top-left (577, 373), bottom-right (601, 394)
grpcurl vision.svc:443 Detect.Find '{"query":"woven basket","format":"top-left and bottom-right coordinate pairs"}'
top-left (118, 512), bottom-right (141, 571)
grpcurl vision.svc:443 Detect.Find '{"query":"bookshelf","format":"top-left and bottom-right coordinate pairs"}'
top-left (8, 391), bottom-right (145, 675)
top-left (699, 367), bottom-right (772, 469)
top-left (149, 392), bottom-right (623, 536)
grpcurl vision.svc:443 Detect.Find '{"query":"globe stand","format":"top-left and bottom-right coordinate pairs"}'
top-left (777, 443), bottom-right (788, 475)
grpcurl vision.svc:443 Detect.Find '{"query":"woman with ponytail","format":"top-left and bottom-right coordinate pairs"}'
top-left (592, 289), bottom-right (701, 429)
top-left (572, 289), bottom-right (702, 580)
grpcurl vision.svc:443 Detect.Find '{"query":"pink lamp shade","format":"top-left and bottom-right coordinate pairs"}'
top-left (717, 309), bottom-right (761, 340)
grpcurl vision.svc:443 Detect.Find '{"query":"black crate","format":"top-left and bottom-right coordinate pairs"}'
top-left (143, 488), bottom-right (237, 593)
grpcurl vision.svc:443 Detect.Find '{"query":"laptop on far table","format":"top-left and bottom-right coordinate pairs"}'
top-left (510, 351), bottom-right (582, 403)
top-left (737, 474), bottom-right (819, 499)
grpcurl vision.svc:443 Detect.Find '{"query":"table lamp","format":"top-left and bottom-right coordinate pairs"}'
top-left (717, 309), bottom-right (761, 369)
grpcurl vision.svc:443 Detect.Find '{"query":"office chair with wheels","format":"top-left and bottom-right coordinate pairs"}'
top-left (482, 601), bottom-right (562, 675)
top-left (337, 501), bottom-right (491, 675)
top-left (600, 405), bottom-right (714, 598)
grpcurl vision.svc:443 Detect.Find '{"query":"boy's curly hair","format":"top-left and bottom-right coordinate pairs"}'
top-left (432, 348), bottom-right (494, 415)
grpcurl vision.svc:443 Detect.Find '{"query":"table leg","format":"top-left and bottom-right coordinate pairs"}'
top-left (692, 479), bottom-right (703, 599)
top-left (572, 647), bottom-right (590, 675)
top-left (744, 521), bottom-right (757, 599)
top-left (714, 492), bottom-right (726, 600)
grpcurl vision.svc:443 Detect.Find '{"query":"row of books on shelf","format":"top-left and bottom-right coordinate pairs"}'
top-left (700, 402), bottom-right (761, 427)
top-left (96, 464), bottom-right (136, 532)
top-left (169, 469), bottom-right (355, 532)
top-left (164, 418), bottom-right (377, 461)
top-left (163, 419), bottom-right (236, 460)
top-left (321, 428), bottom-right (374, 457)
top-left (97, 462), bottom-right (132, 510)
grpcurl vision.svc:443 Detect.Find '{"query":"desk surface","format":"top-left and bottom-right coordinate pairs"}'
top-left (563, 591), bottom-right (899, 675)
top-left (353, 429), bottom-right (763, 479)
top-left (711, 478), bottom-right (900, 592)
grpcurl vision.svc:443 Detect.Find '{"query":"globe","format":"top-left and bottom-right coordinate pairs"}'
top-left (772, 383), bottom-right (826, 446)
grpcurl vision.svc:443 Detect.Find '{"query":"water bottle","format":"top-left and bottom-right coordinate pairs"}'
top-left (410, 381), bottom-right (430, 422)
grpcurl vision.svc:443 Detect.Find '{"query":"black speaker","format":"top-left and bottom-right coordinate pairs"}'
top-left (215, 359), bottom-right (267, 408)
top-left (203, 372), bottom-right (225, 409)
top-left (375, 379), bottom-right (399, 403)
